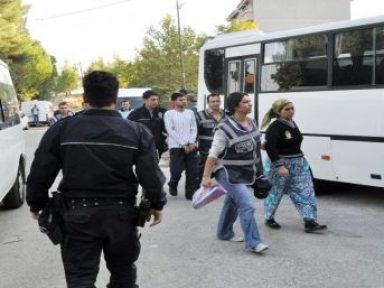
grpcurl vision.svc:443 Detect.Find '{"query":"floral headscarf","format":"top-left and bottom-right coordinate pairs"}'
top-left (261, 98), bottom-right (292, 129)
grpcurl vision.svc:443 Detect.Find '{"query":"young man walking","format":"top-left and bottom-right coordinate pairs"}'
top-left (196, 93), bottom-right (226, 185)
top-left (128, 90), bottom-right (168, 160)
top-left (164, 92), bottom-right (198, 200)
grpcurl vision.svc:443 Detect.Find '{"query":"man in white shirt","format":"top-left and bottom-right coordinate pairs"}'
top-left (118, 100), bottom-right (132, 119)
top-left (164, 92), bottom-right (198, 200)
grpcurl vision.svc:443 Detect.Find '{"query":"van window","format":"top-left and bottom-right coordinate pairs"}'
top-left (0, 81), bottom-right (20, 130)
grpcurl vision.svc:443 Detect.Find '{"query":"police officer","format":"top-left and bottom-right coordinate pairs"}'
top-left (128, 90), bottom-right (168, 160)
top-left (201, 92), bottom-right (268, 254)
top-left (26, 71), bottom-right (166, 288)
top-left (195, 93), bottom-right (226, 186)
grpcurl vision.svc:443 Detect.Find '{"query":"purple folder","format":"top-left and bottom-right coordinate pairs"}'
top-left (192, 184), bottom-right (227, 209)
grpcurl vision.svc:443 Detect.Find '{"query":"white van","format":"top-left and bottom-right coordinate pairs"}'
top-left (20, 100), bottom-right (53, 125)
top-left (0, 60), bottom-right (26, 208)
top-left (115, 88), bottom-right (150, 111)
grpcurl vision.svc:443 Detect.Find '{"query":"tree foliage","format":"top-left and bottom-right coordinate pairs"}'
top-left (0, 0), bottom-right (59, 101)
top-left (217, 19), bottom-right (259, 34)
top-left (2, 2), bottom-right (258, 103)
top-left (55, 64), bottom-right (80, 95)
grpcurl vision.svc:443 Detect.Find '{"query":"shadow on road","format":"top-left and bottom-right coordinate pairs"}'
top-left (316, 181), bottom-right (384, 206)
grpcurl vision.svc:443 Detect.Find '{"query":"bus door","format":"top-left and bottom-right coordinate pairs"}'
top-left (225, 55), bottom-right (259, 119)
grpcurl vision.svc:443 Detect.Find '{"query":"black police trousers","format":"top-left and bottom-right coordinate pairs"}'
top-left (60, 204), bottom-right (140, 288)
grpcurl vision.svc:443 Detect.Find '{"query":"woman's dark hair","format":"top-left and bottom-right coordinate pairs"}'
top-left (226, 92), bottom-right (247, 115)
top-left (83, 71), bottom-right (119, 108)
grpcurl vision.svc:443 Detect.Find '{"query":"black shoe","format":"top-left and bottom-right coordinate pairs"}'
top-left (169, 186), bottom-right (178, 196)
top-left (265, 218), bottom-right (281, 229)
top-left (185, 187), bottom-right (195, 200)
top-left (304, 220), bottom-right (327, 233)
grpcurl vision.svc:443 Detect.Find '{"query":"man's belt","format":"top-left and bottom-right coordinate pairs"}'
top-left (65, 197), bottom-right (135, 209)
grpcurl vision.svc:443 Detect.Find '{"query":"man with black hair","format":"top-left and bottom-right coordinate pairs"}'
top-left (48, 101), bottom-right (74, 126)
top-left (128, 90), bottom-right (168, 160)
top-left (164, 92), bottom-right (198, 200)
top-left (27, 71), bottom-right (166, 288)
top-left (196, 93), bottom-right (226, 185)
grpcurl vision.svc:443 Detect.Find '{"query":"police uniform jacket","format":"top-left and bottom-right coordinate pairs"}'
top-left (26, 109), bottom-right (167, 213)
top-left (128, 105), bottom-right (168, 152)
top-left (196, 109), bottom-right (226, 153)
top-left (215, 117), bottom-right (263, 185)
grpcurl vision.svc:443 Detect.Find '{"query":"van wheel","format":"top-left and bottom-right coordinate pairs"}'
top-left (3, 164), bottom-right (25, 208)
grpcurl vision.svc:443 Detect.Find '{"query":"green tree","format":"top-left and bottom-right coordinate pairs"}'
top-left (56, 65), bottom-right (80, 95)
top-left (130, 15), bottom-right (209, 99)
top-left (0, 0), bottom-right (57, 101)
top-left (217, 19), bottom-right (258, 34)
top-left (86, 57), bottom-right (108, 72)
top-left (13, 41), bottom-right (55, 100)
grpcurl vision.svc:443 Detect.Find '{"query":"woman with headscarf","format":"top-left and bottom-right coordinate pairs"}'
top-left (261, 99), bottom-right (327, 233)
top-left (202, 92), bottom-right (268, 254)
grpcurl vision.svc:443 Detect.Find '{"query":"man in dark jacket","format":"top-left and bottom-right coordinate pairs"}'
top-left (27, 71), bottom-right (166, 288)
top-left (128, 90), bottom-right (168, 160)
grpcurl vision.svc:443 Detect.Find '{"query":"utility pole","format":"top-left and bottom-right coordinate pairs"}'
top-left (176, 0), bottom-right (186, 90)
top-left (78, 62), bottom-right (84, 80)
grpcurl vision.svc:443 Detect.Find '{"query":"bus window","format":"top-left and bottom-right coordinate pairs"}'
top-left (333, 28), bottom-right (374, 86)
top-left (375, 27), bottom-right (384, 84)
top-left (244, 59), bottom-right (256, 93)
top-left (262, 34), bottom-right (328, 91)
top-left (204, 48), bottom-right (225, 94)
top-left (227, 60), bottom-right (241, 94)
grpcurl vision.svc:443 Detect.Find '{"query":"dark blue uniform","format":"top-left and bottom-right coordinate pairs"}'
top-left (27, 109), bottom-right (166, 288)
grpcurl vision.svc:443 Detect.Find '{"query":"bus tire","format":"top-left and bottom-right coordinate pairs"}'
top-left (3, 163), bottom-right (25, 208)
top-left (312, 178), bottom-right (328, 195)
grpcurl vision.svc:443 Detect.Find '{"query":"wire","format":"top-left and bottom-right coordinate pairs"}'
top-left (30, 0), bottom-right (133, 22)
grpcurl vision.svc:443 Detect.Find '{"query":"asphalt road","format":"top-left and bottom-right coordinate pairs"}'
top-left (1, 127), bottom-right (384, 288)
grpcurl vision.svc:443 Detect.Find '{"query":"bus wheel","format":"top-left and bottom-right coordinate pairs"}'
top-left (312, 178), bottom-right (328, 195)
top-left (3, 163), bottom-right (25, 208)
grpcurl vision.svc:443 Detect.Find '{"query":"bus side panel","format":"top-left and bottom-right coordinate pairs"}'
top-left (301, 136), bottom-right (336, 181)
top-left (331, 140), bottom-right (384, 187)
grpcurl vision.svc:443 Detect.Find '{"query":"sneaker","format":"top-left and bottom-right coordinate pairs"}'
top-left (304, 220), bottom-right (327, 233)
top-left (169, 186), bottom-right (178, 196)
top-left (252, 243), bottom-right (269, 253)
top-left (226, 236), bottom-right (244, 242)
top-left (265, 218), bottom-right (281, 229)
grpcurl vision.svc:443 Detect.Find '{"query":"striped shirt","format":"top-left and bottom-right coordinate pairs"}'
top-left (164, 109), bottom-right (197, 149)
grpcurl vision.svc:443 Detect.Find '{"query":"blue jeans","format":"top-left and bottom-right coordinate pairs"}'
top-left (215, 169), bottom-right (263, 249)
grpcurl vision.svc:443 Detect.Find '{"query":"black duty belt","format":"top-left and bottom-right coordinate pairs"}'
top-left (65, 197), bottom-right (135, 209)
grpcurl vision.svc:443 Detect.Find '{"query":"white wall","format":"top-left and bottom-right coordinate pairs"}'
top-left (253, 0), bottom-right (351, 32)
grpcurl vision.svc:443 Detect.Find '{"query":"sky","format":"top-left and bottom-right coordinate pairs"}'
top-left (24, 0), bottom-right (236, 69)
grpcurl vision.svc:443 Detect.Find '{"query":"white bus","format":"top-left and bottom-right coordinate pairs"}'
top-left (198, 15), bottom-right (384, 189)
top-left (0, 60), bottom-right (26, 208)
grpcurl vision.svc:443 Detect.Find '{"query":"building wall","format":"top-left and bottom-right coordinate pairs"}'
top-left (227, 0), bottom-right (254, 21)
top-left (252, 0), bottom-right (352, 32)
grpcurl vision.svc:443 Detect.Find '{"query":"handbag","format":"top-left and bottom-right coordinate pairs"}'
top-left (251, 175), bottom-right (272, 199)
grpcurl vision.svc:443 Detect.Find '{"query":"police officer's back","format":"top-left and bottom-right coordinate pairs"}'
top-left (26, 71), bottom-right (166, 288)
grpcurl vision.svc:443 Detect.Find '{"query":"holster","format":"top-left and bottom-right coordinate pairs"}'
top-left (38, 192), bottom-right (65, 245)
